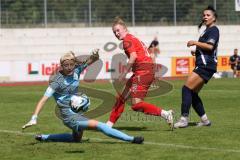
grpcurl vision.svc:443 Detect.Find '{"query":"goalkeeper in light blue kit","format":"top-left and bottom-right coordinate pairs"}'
top-left (22, 49), bottom-right (144, 144)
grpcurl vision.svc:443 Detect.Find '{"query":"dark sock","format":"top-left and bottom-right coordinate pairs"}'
top-left (192, 92), bottom-right (205, 117)
top-left (41, 133), bottom-right (74, 142)
top-left (181, 85), bottom-right (193, 117)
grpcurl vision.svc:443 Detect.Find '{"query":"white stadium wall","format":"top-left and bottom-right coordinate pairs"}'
top-left (0, 25), bottom-right (239, 82)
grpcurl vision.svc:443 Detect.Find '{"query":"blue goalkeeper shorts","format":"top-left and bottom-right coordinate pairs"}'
top-left (55, 105), bottom-right (88, 132)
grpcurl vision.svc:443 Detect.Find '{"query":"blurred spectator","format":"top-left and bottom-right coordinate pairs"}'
top-left (229, 48), bottom-right (240, 78)
top-left (148, 36), bottom-right (160, 60)
top-left (148, 37), bottom-right (160, 82)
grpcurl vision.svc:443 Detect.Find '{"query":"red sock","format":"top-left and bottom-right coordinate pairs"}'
top-left (109, 96), bottom-right (125, 123)
top-left (131, 101), bottom-right (162, 116)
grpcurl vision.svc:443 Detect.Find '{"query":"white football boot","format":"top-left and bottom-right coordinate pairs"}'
top-left (161, 110), bottom-right (174, 130)
top-left (196, 114), bottom-right (211, 127)
top-left (174, 116), bottom-right (188, 128)
top-left (166, 110), bottom-right (174, 130)
top-left (196, 120), bottom-right (211, 127)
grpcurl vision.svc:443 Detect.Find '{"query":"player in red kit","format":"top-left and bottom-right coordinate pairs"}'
top-left (106, 17), bottom-right (173, 129)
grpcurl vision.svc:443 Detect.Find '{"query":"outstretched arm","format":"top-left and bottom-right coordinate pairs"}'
top-left (22, 95), bottom-right (49, 129)
top-left (76, 49), bottom-right (100, 67)
top-left (86, 49), bottom-right (100, 66)
top-left (32, 95), bottom-right (49, 116)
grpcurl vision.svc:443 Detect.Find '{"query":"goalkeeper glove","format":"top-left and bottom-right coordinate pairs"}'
top-left (22, 115), bottom-right (38, 129)
top-left (90, 49), bottom-right (99, 61)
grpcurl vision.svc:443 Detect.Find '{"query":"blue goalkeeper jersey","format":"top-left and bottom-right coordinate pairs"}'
top-left (44, 63), bottom-right (88, 108)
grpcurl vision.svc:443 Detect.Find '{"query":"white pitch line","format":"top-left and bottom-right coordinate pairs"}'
top-left (1, 129), bottom-right (240, 153)
top-left (0, 129), bottom-right (36, 136)
top-left (144, 141), bottom-right (240, 153)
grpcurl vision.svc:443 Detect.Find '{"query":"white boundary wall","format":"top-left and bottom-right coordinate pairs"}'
top-left (0, 25), bottom-right (239, 82)
top-left (0, 57), bottom-right (172, 82)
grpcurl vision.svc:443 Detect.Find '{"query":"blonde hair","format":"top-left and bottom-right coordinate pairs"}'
top-left (60, 51), bottom-right (76, 64)
top-left (112, 16), bottom-right (127, 29)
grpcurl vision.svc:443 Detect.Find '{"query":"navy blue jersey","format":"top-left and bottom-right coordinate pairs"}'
top-left (229, 55), bottom-right (240, 66)
top-left (195, 26), bottom-right (219, 71)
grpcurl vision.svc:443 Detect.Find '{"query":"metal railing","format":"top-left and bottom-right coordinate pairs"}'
top-left (0, 0), bottom-right (239, 28)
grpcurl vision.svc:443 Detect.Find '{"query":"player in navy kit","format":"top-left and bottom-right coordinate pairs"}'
top-left (22, 50), bottom-right (144, 144)
top-left (174, 6), bottom-right (219, 128)
top-left (229, 48), bottom-right (240, 78)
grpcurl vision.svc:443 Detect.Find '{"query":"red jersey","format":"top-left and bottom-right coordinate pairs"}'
top-left (123, 33), bottom-right (154, 73)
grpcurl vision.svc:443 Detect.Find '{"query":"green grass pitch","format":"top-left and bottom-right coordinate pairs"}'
top-left (0, 78), bottom-right (240, 160)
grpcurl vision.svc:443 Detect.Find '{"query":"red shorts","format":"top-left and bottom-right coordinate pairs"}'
top-left (126, 72), bottom-right (154, 98)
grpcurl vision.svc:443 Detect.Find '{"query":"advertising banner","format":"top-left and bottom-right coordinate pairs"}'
top-left (171, 56), bottom-right (232, 77)
top-left (0, 55), bottom-right (232, 81)
top-left (171, 57), bottom-right (195, 77)
top-left (0, 56), bottom-right (171, 82)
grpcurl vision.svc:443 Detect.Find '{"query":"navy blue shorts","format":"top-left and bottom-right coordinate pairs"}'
top-left (193, 67), bottom-right (215, 83)
top-left (231, 65), bottom-right (240, 70)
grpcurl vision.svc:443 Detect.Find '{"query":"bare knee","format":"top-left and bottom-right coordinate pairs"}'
top-left (88, 120), bottom-right (99, 128)
top-left (131, 98), bottom-right (143, 105)
top-left (185, 72), bottom-right (204, 90)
